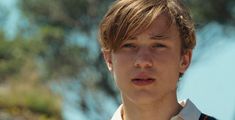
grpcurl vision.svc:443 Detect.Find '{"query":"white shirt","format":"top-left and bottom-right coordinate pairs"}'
top-left (111, 99), bottom-right (201, 120)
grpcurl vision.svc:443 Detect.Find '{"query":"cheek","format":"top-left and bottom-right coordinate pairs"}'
top-left (112, 54), bottom-right (132, 82)
top-left (154, 51), bottom-right (181, 65)
top-left (112, 53), bottom-right (134, 68)
top-left (156, 52), bottom-right (181, 77)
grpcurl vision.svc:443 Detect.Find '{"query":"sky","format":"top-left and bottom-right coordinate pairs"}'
top-left (1, 0), bottom-right (235, 120)
top-left (178, 22), bottom-right (235, 120)
top-left (0, 0), bottom-right (19, 39)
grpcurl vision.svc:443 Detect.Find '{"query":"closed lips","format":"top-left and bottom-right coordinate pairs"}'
top-left (132, 78), bottom-right (155, 81)
top-left (131, 78), bottom-right (156, 86)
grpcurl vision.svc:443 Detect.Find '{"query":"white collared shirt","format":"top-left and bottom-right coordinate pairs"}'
top-left (111, 99), bottom-right (201, 120)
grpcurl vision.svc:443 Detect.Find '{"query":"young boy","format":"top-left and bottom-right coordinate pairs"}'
top-left (98, 0), bottom-right (216, 120)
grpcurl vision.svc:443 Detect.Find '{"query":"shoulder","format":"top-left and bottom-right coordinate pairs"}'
top-left (199, 113), bottom-right (217, 120)
top-left (178, 99), bottom-right (217, 120)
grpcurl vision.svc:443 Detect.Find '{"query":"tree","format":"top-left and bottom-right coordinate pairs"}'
top-left (185, 0), bottom-right (235, 26)
top-left (18, 0), bottom-right (118, 119)
top-left (0, 31), bottom-right (62, 120)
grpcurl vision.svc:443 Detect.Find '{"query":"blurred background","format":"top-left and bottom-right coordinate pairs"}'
top-left (0, 0), bottom-right (234, 120)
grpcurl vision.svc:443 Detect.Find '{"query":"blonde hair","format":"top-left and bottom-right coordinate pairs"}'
top-left (98, 0), bottom-right (196, 53)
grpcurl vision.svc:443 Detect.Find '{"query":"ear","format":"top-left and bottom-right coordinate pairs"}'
top-left (179, 50), bottom-right (192, 74)
top-left (102, 50), bottom-right (113, 72)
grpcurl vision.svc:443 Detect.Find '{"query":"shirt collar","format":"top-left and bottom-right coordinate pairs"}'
top-left (111, 104), bottom-right (123, 120)
top-left (111, 99), bottom-right (202, 120)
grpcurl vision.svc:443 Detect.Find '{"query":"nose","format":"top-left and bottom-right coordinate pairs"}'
top-left (134, 48), bottom-right (153, 68)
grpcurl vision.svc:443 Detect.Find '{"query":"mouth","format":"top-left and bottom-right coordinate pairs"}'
top-left (131, 78), bottom-right (155, 86)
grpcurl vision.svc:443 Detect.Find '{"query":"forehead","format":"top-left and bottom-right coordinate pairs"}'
top-left (139, 14), bottom-right (178, 38)
top-left (146, 14), bottom-right (172, 35)
top-left (129, 13), bottom-right (179, 40)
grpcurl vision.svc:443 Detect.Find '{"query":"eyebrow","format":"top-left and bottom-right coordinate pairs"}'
top-left (150, 34), bottom-right (169, 40)
top-left (127, 34), bottom-right (169, 41)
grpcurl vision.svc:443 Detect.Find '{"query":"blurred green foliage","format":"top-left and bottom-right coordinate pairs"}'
top-left (1, 0), bottom-right (115, 119)
top-left (19, 0), bottom-right (113, 32)
top-left (0, 0), bottom-right (234, 119)
top-left (0, 31), bottom-right (62, 119)
top-left (185, 0), bottom-right (235, 26)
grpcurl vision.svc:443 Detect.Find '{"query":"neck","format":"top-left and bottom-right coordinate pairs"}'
top-left (121, 92), bottom-right (182, 120)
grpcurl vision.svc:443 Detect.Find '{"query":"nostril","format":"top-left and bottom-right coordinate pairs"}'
top-left (134, 59), bottom-right (153, 68)
top-left (134, 53), bottom-right (153, 68)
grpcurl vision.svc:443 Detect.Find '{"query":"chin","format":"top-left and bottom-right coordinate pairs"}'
top-left (124, 91), bottom-right (160, 105)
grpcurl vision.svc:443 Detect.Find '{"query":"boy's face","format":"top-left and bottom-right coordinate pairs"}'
top-left (103, 14), bottom-right (192, 104)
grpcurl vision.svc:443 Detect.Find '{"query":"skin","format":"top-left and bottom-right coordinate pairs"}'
top-left (103, 13), bottom-right (192, 120)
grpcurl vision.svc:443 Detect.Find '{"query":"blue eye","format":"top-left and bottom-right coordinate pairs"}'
top-left (153, 44), bottom-right (166, 48)
top-left (122, 43), bottom-right (136, 48)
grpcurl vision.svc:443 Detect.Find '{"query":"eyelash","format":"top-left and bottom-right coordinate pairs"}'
top-left (152, 44), bottom-right (166, 48)
top-left (120, 43), bottom-right (166, 49)
top-left (121, 43), bottom-right (136, 48)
